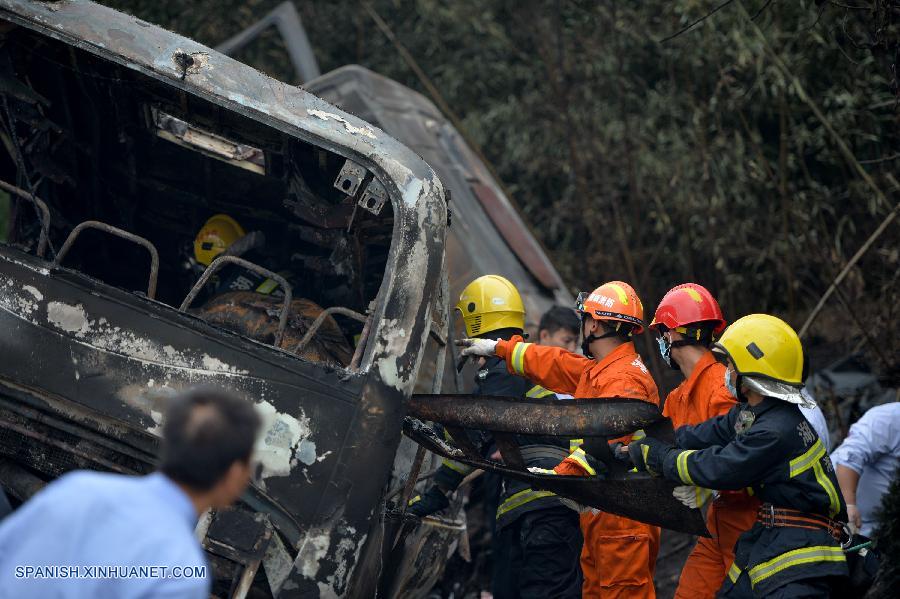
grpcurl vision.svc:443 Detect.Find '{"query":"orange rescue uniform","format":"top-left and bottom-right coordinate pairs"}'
top-left (496, 337), bottom-right (661, 599)
top-left (662, 351), bottom-right (761, 599)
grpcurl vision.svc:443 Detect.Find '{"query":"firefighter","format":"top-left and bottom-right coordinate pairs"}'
top-left (648, 283), bottom-right (760, 599)
top-left (459, 281), bottom-right (661, 599)
top-left (193, 214), bottom-right (283, 296)
top-left (631, 314), bottom-right (849, 597)
top-left (408, 275), bottom-right (583, 599)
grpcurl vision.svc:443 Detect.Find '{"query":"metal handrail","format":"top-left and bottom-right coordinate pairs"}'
top-left (292, 306), bottom-right (367, 355)
top-left (179, 255), bottom-right (293, 348)
top-left (53, 220), bottom-right (159, 299)
top-left (0, 179), bottom-right (51, 258)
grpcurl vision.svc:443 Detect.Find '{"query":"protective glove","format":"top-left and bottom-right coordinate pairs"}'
top-left (629, 437), bottom-right (670, 476)
top-left (846, 504), bottom-right (861, 535)
top-left (407, 486), bottom-right (449, 517)
top-left (527, 466), bottom-right (556, 475)
top-left (455, 338), bottom-right (499, 358)
top-left (610, 442), bottom-right (633, 465)
top-left (672, 485), bottom-right (713, 509)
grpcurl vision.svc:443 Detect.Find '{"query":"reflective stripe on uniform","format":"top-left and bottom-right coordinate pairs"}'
top-left (526, 384), bottom-right (555, 398)
top-left (747, 545), bottom-right (845, 588)
top-left (441, 458), bottom-right (474, 476)
top-left (496, 488), bottom-right (556, 518)
top-left (789, 440), bottom-right (825, 477)
top-left (789, 440), bottom-right (840, 517)
top-left (676, 449), bottom-right (698, 485)
top-left (632, 429), bottom-right (646, 441)
top-left (727, 562), bottom-right (742, 584)
top-left (569, 438), bottom-right (584, 453)
top-left (255, 278), bottom-right (279, 294)
top-left (568, 447), bottom-right (596, 475)
top-left (510, 342), bottom-right (531, 375)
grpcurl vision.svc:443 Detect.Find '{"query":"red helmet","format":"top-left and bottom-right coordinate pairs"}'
top-left (576, 281), bottom-right (645, 335)
top-left (650, 283), bottom-right (726, 335)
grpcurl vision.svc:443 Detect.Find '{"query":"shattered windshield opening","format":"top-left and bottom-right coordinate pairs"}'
top-left (0, 28), bottom-right (395, 369)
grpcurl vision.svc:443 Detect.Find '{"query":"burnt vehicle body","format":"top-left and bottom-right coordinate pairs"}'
top-left (0, 1), bottom-right (447, 597)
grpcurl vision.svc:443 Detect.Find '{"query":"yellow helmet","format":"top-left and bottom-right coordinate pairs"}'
top-left (194, 214), bottom-right (245, 266)
top-left (456, 275), bottom-right (525, 337)
top-left (714, 314), bottom-right (806, 403)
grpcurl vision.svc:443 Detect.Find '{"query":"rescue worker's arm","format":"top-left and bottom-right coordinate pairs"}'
top-left (674, 404), bottom-right (740, 449)
top-left (637, 426), bottom-right (784, 490)
top-left (493, 335), bottom-right (589, 395)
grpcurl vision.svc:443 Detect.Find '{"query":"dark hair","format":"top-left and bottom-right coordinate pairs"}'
top-left (539, 306), bottom-right (581, 336)
top-left (159, 387), bottom-right (261, 491)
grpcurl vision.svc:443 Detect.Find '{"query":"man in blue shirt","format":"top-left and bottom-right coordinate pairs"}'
top-left (0, 387), bottom-right (261, 598)
top-left (831, 402), bottom-right (900, 537)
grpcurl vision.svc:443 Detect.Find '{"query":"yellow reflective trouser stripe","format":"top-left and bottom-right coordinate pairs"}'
top-left (256, 278), bottom-right (278, 294)
top-left (510, 342), bottom-right (531, 375)
top-left (746, 487), bottom-right (755, 496)
top-left (441, 458), bottom-right (473, 476)
top-left (526, 384), bottom-right (554, 398)
top-left (790, 440), bottom-right (825, 477)
top-left (748, 546), bottom-right (845, 587)
top-left (676, 450), bottom-right (697, 485)
top-left (728, 562), bottom-right (742, 584)
top-left (632, 429), bottom-right (646, 441)
top-left (568, 448), bottom-right (596, 475)
top-left (569, 438), bottom-right (584, 453)
top-left (789, 440), bottom-right (840, 517)
top-left (497, 488), bottom-right (556, 518)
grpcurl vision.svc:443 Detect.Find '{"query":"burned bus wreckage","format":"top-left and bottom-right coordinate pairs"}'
top-left (0, 1), bottom-right (705, 598)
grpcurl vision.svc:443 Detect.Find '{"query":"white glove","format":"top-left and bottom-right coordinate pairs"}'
top-left (559, 497), bottom-right (598, 515)
top-left (456, 338), bottom-right (498, 358)
top-left (527, 466), bottom-right (556, 475)
top-left (846, 504), bottom-right (861, 535)
top-left (673, 485), bottom-right (713, 509)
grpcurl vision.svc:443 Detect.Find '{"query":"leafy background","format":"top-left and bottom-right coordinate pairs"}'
top-left (98, 0), bottom-right (899, 378)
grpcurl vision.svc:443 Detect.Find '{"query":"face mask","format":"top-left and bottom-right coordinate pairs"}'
top-left (724, 368), bottom-right (738, 399)
top-left (657, 336), bottom-right (672, 367)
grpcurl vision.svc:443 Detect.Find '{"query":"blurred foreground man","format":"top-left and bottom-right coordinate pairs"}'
top-left (409, 275), bottom-right (582, 599)
top-left (632, 315), bottom-right (848, 597)
top-left (0, 388), bottom-right (261, 599)
top-left (648, 284), bottom-right (759, 599)
top-left (831, 402), bottom-right (900, 537)
top-left (460, 281), bottom-right (661, 599)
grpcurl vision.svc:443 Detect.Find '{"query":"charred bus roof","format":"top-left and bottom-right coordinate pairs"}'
top-left (0, 1), bottom-right (447, 597)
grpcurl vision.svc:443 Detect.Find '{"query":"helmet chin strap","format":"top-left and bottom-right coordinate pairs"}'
top-left (581, 319), bottom-right (626, 358)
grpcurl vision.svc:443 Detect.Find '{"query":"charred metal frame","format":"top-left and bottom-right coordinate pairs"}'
top-left (405, 394), bottom-right (710, 537)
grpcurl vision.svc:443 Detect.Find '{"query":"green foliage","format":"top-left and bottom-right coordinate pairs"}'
top-left (870, 471), bottom-right (900, 598)
top-left (100, 0), bottom-right (900, 369)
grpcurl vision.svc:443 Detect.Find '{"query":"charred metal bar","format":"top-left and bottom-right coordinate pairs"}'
top-left (349, 308), bottom-right (374, 371)
top-left (493, 433), bottom-right (525, 470)
top-left (409, 394), bottom-right (664, 438)
top-left (53, 220), bottom-right (160, 299)
top-left (0, 178), bottom-right (50, 257)
top-left (292, 306), bottom-right (367, 355)
top-left (232, 559), bottom-right (261, 599)
top-left (0, 459), bottom-right (45, 501)
top-left (396, 445), bottom-right (427, 518)
top-left (403, 419), bottom-right (710, 537)
top-left (444, 425), bottom-right (480, 459)
top-left (179, 255), bottom-right (292, 347)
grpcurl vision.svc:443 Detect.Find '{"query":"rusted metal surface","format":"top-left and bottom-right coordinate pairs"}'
top-left (0, 1), bottom-right (449, 597)
top-left (0, 179), bottom-right (50, 257)
top-left (54, 220), bottom-right (160, 299)
top-left (408, 394), bottom-right (665, 437)
top-left (404, 418), bottom-right (710, 538)
top-left (180, 255), bottom-right (293, 346)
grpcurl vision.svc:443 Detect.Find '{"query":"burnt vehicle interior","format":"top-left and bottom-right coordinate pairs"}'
top-left (0, 25), bottom-right (396, 367)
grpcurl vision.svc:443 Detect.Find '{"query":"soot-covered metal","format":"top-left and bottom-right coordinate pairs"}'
top-left (0, 0), bottom-right (447, 597)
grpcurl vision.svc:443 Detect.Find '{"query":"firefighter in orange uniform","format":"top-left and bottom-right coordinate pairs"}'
top-left (458, 281), bottom-right (661, 599)
top-left (648, 283), bottom-right (760, 599)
